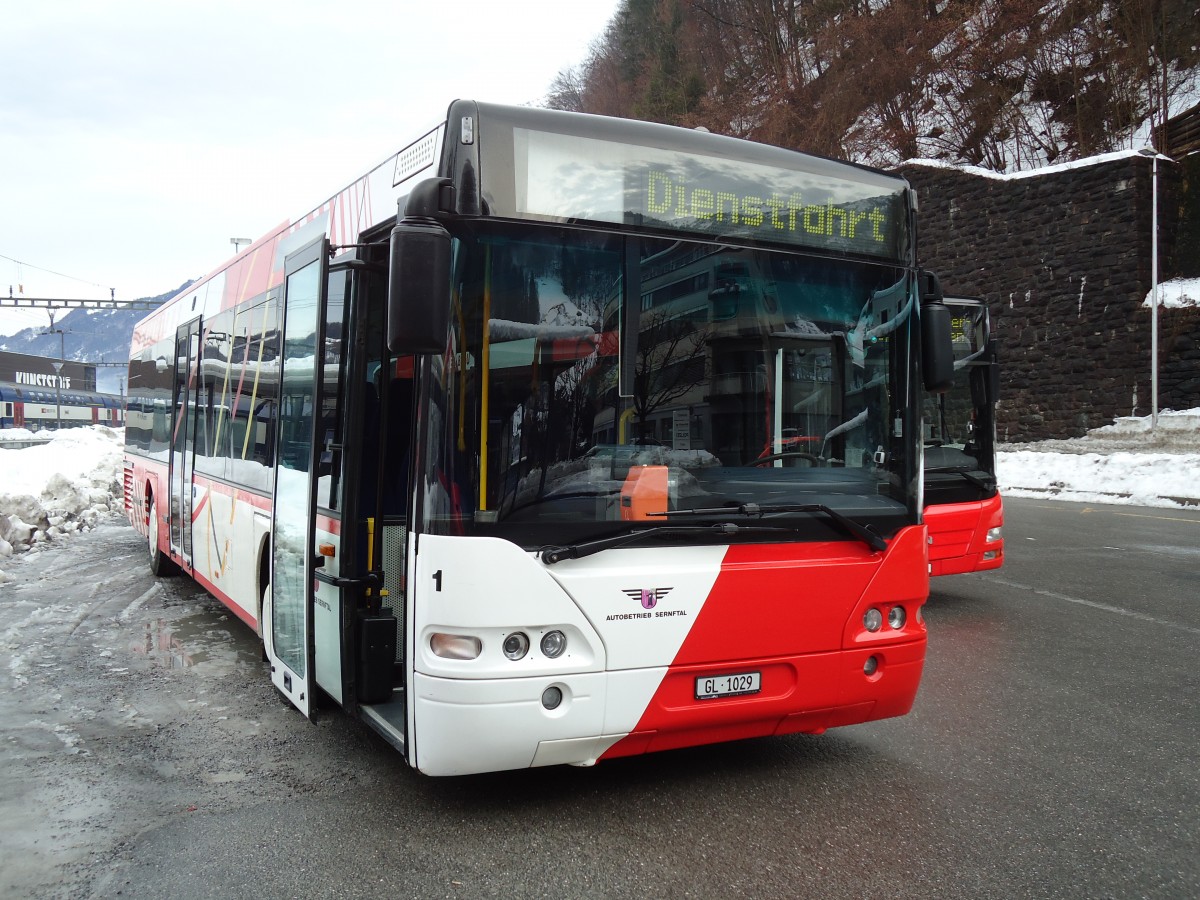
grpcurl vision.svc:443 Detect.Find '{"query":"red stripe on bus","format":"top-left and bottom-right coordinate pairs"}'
top-left (601, 527), bottom-right (929, 760)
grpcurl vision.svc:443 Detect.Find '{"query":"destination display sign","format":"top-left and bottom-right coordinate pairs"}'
top-left (511, 127), bottom-right (907, 260)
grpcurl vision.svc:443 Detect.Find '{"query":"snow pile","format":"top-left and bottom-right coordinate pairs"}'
top-left (0, 427), bottom-right (126, 580)
top-left (998, 408), bottom-right (1200, 508)
top-left (1144, 277), bottom-right (1200, 310)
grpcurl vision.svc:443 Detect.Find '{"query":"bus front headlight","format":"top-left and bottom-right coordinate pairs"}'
top-left (502, 632), bottom-right (530, 660)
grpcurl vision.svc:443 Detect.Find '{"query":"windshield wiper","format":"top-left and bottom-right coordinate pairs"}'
top-left (650, 502), bottom-right (888, 552)
top-left (925, 466), bottom-right (995, 490)
top-left (541, 522), bottom-right (800, 565)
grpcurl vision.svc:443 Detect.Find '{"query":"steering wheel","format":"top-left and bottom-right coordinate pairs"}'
top-left (747, 451), bottom-right (824, 467)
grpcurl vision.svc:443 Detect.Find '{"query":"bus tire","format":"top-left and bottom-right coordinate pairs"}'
top-left (148, 493), bottom-right (178, 577)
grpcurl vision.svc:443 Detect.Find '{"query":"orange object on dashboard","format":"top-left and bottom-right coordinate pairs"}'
top-left (620, 465), bottom-right (670, 521)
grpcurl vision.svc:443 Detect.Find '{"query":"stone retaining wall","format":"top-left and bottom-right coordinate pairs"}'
top-left (898, 155), bottom-right (1197, 441)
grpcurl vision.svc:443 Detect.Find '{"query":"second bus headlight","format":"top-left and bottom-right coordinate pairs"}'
top-left (540, 630), bottom-right (567, 658)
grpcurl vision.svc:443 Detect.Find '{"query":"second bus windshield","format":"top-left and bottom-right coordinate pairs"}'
top-left (419, 224), bottom-right (916, 545)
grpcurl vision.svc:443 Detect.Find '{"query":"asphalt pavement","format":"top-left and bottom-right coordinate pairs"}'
top-left (0, 500), bottom-right (1197, 898)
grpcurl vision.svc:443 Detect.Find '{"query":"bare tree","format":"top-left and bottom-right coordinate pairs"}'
top-left (546, 66), bottom-right (587, 112)
top-left (630, 308), bottom-right (710, 438)
top-left (1110, 0), bottom-right (1200, 150)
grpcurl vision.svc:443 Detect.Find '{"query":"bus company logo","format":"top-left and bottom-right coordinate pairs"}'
top-left (622, 587), bottom-right (672, 610)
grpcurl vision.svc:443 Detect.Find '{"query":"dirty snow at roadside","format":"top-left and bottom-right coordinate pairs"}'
top-left (0, 427), bottom-right (125, 579)
top-left (998, 408), bottom-right (1200, 508)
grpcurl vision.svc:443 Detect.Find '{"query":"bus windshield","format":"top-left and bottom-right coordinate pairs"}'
top-left (923, 299), bottom-right (997, 499)
top-left (419, 223), bottom-right (917, 547)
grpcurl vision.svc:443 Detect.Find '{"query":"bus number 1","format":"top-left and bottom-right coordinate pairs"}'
top-left (432, 570), bottom-right (443, 592)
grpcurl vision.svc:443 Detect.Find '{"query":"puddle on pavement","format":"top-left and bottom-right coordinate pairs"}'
top-left (130, 616), bottom-right (250, 671)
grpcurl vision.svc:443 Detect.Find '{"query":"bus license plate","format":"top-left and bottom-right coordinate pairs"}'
top-left (695, 671), bottom-right (761, 700)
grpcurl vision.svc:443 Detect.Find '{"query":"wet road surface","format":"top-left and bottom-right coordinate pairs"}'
top-left (0, 500), bottom-right (1196, 898)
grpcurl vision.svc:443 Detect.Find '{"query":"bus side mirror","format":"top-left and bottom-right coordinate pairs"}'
top-left (921, 302), bottom-right (954, 393)
top-left (387, 180), bottom-right (454, 355)
top-left (919, 271), bottom-right (954, 393)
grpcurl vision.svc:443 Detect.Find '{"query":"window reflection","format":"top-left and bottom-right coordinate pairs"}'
top-left (423, 225), bottom-right (914, 543)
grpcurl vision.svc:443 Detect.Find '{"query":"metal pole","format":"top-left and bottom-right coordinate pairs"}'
top-left (55, 330), bottom-right (64, 430)
top-left (1138, 146), bottom-right (1162, 430)
top-left (1150, 154), bottom-right (1159, 431)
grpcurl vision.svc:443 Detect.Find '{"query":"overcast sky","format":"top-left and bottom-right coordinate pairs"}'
top-left (0, 0), bottom-right (618, 336)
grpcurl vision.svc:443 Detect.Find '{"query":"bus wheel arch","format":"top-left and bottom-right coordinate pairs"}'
top-left (142, 480), bottom-right (158, 533)
top-left (257, 538), bottom-right (271, 651)
top-left (147, 489), bottom-right (178, 577)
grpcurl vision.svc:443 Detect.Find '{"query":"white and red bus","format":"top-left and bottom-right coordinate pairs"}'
top-left (923, 297), bottom-right (1004, 575)
top-left (123, 101), bottom-right (954, 775)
